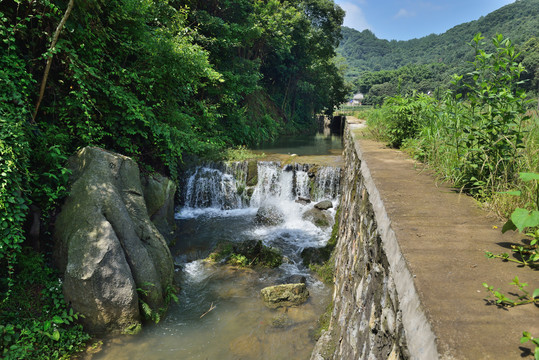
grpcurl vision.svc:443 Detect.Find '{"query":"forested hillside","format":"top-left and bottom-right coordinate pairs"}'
top-left (0, 1), bottom-right (347, 357)
top-left (338, 0), bottom-right (539, 78)
top-left (338, 0), bottom-right (539, 105)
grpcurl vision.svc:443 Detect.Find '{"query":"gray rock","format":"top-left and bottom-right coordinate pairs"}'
top-left (314, 200), bottom-right (333, 210)
top-left (302, 208), bottom-right (332, 228)
top-left (141, 173), bottom-right (177, 245)
top-left (54, 147), bottom-right (174, 334)
top-left (255, 203), bottom-right (285, 226)
top-left (260, 283), bottom-right (309, 308)
top-left (295, 197), bottom-right (311, 205)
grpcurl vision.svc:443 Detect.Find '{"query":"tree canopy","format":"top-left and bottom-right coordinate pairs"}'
top-left (0, 0), bottom-right (348, 329)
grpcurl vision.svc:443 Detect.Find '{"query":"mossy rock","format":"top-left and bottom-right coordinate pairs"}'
top-left (260, 283), bottom-right (309, 308)
top-left (302, 208), bottom-right (331, 228)
top-left (246, 160), bottom-right (258, 187)
top-left (301, 247), bottom-right (330, 266)
top-left (207, 240), bottom-right (282, 268)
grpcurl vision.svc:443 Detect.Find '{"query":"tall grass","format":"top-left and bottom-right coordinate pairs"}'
top-left (362, 34), bottom-right (539, 218)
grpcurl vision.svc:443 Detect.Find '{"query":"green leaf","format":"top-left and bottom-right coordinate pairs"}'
top-left (498, 190), bottom-right (521, 196)
top-left (51, 329), bottom-right (60, 341)
top-left (52, 315), bottom-right (64, 324)
top-left (501, 219), bottom-right (517, 233)
top-left (533, 288), bottom-right (539, 299)
top-left (511, 208), bottom-right (539, 233)
top-left (519, 172), bottom-right (539, 182)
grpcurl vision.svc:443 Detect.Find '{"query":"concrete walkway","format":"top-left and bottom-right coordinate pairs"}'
top-left (348, 117), bottom-right (538, 359)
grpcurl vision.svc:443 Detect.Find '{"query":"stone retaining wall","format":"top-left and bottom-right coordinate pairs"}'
top-left (311, 120), bottom-right (437, 360)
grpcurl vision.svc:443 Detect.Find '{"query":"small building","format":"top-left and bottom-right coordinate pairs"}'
top-left (351, 93), bottom-right (364, 106)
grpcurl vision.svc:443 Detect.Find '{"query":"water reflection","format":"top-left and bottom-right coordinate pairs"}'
top-left (254, 133), bottom-right (342, 156)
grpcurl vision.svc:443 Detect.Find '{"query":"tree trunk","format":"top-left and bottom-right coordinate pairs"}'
top-left (32, 0), bottom-right (75, 122)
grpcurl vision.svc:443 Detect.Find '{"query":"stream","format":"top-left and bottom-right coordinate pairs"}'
top-left (86, 135), bottom-right (342, 360)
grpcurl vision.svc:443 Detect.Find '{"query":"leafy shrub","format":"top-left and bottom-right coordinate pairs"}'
top-left (383, 93), bottom-right (436, 148)
top-left (0, 249), bottom-right (90, 359)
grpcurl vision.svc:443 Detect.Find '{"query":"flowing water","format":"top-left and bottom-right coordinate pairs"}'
top-left (87, 156), bottom-right (341, 360)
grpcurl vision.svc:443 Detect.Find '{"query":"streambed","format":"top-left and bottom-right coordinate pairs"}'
top-left (85, 135), bottom-right (342, 360)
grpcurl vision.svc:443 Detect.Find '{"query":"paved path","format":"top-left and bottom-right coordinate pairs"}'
top-left (348, 117), bottom-right (538, 359)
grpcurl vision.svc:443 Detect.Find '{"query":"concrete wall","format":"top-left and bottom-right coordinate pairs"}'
top-left (311, 120), bottom-right (437, 360)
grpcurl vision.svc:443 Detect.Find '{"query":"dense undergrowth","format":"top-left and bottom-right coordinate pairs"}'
top-left (0, 249), bottom-right (90, 359)
top-left (1, 0), bottom-right (348, 358)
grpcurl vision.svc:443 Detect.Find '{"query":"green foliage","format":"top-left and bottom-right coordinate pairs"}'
top-left (338, 0), bottom-right (539, 81)
top-left (0, 249), bottom-right (90, 359)
top-left (366, 33), bottom-right (536, 204)
top-left (502, 172), bottom-right (539, 233)
top-left (482, 276), bottom-right (539, 307)
top-left (138, 297), bottom-right (161, 324)
top-left (356, 63), bottom-right (450, 106)
top-left (455, 33), bottom-right (530, 192)
top-left (207, 240), bottom-right (283, 268)
top-left (222, 146), bottom-right (264, 162)
top-left (521, 332), bottom-right (539, 360)
top-left (188, 0), bottom-right (347, 139)
top-left (0, 5), bottom-right (33, 301)
top-left (1, 1), bottom-right (346, 355)
top-left (486, 172), bottom-right (539, 268)
top-left (136, 282), bottom-right (179, 324)
top-left (229, 253), bottom-right (250, 267)
top-left (383, 93), bottom-right (436, 148)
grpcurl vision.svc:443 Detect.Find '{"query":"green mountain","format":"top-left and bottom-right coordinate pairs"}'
top-left (338, 0), bottom-right (539, 80)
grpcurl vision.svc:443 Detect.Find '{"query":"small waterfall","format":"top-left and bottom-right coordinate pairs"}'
top-left (181, 160), bottom-right (341, 211)
top-left (313, 166), bottom-right (341, 201)
top-left (250, 162), bottom-right (294, 207)
top-left (182, 162), bottom-right (248, 210)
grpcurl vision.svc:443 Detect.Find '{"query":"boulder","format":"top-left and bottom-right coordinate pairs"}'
top-left (260, 283), bottom-right (309, 308)
top-left (301, 247), bottom-right (330, 266)
top-left (302, 208), bottom-right (332, 228)
top-left (295, 196), bottom-right (311, 205)
top-left (54, 147), bottom-right (174, 334)
top-left (255, 203), bottom-right (285, 226)
top-left (141, 173), bottom-right (177, 245)
top-left (314, 200), bottom-right (333, 210)
top-left (208, 240), bottom-right (283, 268)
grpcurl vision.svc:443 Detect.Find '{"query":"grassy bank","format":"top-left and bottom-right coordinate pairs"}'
top-left (358, 34), bottom-right (539, 219)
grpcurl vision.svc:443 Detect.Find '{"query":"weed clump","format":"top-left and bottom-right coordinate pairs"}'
top-left (207, 240), bottom-right (282, 268)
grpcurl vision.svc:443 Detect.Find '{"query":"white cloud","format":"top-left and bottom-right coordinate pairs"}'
top-left (337, 1), bottom-right (371, 31)
top-left (394, 8), bottom-right (415, 19)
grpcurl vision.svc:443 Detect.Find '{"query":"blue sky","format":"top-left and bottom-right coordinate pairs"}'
top-left (334, 0), bottom-right (516, 41)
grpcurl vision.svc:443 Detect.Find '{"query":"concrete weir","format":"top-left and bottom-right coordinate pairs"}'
top-left (311, 117), bottom-right (538, 359)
